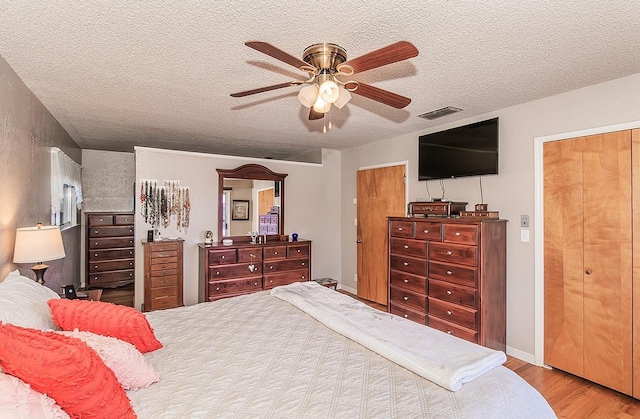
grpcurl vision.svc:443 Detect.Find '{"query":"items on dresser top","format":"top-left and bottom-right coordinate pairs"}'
top-left (142, 239), bottom-right (184, 312)
top-left (198, 239), bottom-right (311, 302)
top-left (86, 212), bottom-right (135, 289)
top-left (408, 201), bottom-right (468, 217)
top-left (388, 217), bottom-right (507, 351)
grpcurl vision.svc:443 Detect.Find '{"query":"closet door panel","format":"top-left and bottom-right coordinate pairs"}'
top-left (582, 131), bottom-right (632, 395)
top-left (543, 138), bottom-right (584, 377)
top-left (633, 128), bottom-right (640, 399)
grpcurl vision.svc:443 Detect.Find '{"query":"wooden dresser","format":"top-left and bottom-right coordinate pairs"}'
top-left (198, 240), bottom-right (311, 302)
top-left (143, 239), bottom-right (184, 312)
top-left (86, 212), bottom-right (135, 289)
top-left (387, 217), bottom-right (507, 351)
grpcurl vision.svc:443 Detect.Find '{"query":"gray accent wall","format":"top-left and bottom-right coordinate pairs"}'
top-left (0, 54), bottom-right (82, 291)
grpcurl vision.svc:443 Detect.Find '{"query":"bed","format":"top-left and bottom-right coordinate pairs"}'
top-left (0, 271), bottom-right (555, 418)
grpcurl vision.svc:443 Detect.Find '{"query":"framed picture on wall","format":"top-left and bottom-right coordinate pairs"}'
top-left (232, 200), bottom-right (250, 220)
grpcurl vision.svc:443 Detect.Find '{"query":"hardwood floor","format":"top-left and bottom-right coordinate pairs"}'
top-left (339, 289), bottom-right (640, 418)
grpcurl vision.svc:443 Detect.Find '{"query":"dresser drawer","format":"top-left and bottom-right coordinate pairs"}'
top-left (428, 315), bottom-right (478, 344)
top-left (390, 254), bottom-right (426, 276)
top-left (89, 237), bottom-right (135, 249)
top-left (148, 296), bottom-right (179, 311)
top-left (288, 243), bottom-right (309, 258)
top-left (208, 249), bottom-right (237, 264)
top-left (390, 303), bottom-right (427, 324)
top-left (390, 238), bottom-right (426, 258)
top-left (149, 242), bottom-right (178, 252)
top-left (264, 245), bottom-right (287, 259)
top-left (428, 279), bottom-right (477, 308)
top-left (151, 275), bottom-right (178, 289)
top-left (208, 277), bottom-right (262, 297)
top-left (414, 222), bottom-right (442, 241)
top-left (428, 261), bottom-right (478, 288)
top-left (114, 214), bottom-right (134, 225)
top-left (390, 220), bottom-right (414, 238)
top-left (428, 242), bottom-right (478, 266)
top-left (88, 214), bottom-right (114, 226)
top-left (89, 226), bottom-right (134, 238)
top-left (264, 258), bottom-right (309, 273)
top-left (264, 269), bottom-right (309, 289)
top-left (152, 248), bottom-right (178, 259)
top-left (89, 248), bottom-right (134, 260)
top-left (88, 269), bottom-right (134, 285)
top-left (150, 267), bottom-right (178, 277)
top-left (389, 287), bottom-right (427, 313)
top-left (238, 247), bottom-right (262, 262)
top-left (150, 286), bottom-right (177, 299)
top-left (410, 202), bottom-right (449, 216)
top-left (209, 263), bottom-right (262, 279)
top-left (389, 270), bottom-right (426, 295)
top-left (89, 259), bottom-right (134, 273)
top-left (443, 224), bottom-right (479, 245)
top-left (428, 297), bottom-right (477, 330)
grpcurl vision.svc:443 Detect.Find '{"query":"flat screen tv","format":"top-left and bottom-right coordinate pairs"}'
top-left (418, 117), bottom-right (499, 180)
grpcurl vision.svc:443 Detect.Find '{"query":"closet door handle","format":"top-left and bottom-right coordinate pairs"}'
top-left (585, 270), bottom-right (592, 275)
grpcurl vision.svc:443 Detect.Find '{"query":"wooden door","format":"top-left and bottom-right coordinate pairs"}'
top-left (356, 165), bottom-right (405, 304)
top-left (632, 128), bottom-right (640, 399)
top-left (258, 188), bottom-right (274, 215)
top-left (544, 130), bottom-right (632, 395)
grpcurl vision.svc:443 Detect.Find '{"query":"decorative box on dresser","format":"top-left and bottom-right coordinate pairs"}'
top-left (388, 217), bottom-right (507, 351)
top-left (86, 212), bottom-right (135, 289)
top-left (143, 239), bottom-right (184, 312)
top-left (198, 240), bottom-right (311, 302)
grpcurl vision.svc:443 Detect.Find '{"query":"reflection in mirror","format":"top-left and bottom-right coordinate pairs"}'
top-left (217, 164), bottom-right (287, 241)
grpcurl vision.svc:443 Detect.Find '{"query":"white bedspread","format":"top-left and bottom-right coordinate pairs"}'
top-left (271, 281), bottom-right (505, 391)
top-left (129, 290), bottom-right (556, 418)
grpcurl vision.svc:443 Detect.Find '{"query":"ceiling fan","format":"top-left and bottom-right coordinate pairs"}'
top-left (230, 41), bottom-right (419, 123)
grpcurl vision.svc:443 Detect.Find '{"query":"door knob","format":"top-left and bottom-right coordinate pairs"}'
top-left (356, 240), bottom-right (362, 243)
top-left (585, 270), bottom-right (592, 275)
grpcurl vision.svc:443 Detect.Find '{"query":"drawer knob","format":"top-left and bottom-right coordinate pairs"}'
top-left (269, 266), bottom-right (273, 269)
top-left (446, 270), bottom-right (452, 275)
top-left (297, 249), bottom-right (301, 253)
top-left (423, 229), bottom-right (429, 234)
top-left (446, 251), bottom-right (452, 256)
top-left (254, 282), bottom-right (258, 286)
top-left (302, 262), bottom-right (306, 266)
top-left (129, 262), bottom-right (133, 266)
top-left (94, 253), bottom-right (98, 257)
top-left (447, 331), bottom-right (453, 334)
top-left (403, 279), bottom-right (409, 283)
top-left (129, 251), bottom-right (133, 255)
top-left (403, 262), bottom-right (409, 266)
top-left (301, 276), bottom-right (305, 279)
top-left (404, 314), bottom-right (409, 318)
top-left (216, 271), bottom-right (220, 276)
top-left (398, 227), bottom-right (403, 231)
top-left (403, 245), bottom-right (409, 249)
top-left (216, 287), bottom-right (220, 291)
top-left (99, 218), bottom-right (103, 222)
top-left (94, 230), bottom-right (98, 234)
top-left (274, 251), bottom-right (278, 255)
top-left (446, 290), bottom-right (452, 295)
top-left (455, 232), bottom-right (461, 236)
top-left (221, 255), bottom-right (225, 259)
top-left (403, 296), bottom-right (409, 301)
top-left (129, 273), bottom-right (133, 276)
top-left (447, 310), bottom-right (452, 316)
top-left (250, 254), bottom-right (255, 257)
top-left (586, 270), bottom-right (592, 275)
top-left (129, 229), bottom-right (133, 233)
top-left (269, 280), bottom-right (273, 283)
top-left (94, 265), bottom-right (98, 269)
top-left (94, 277), bottom-right (98, 280)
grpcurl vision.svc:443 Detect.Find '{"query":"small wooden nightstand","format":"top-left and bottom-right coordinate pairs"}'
top-left (314, 278), bottom-right (338, 290)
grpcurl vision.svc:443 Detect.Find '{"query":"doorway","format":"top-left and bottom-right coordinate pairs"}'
top-left (356, 163), bottom-right (406, 305)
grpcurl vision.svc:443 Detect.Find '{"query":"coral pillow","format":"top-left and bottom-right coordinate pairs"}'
top-left (0, 372), bottom-right (69, 419)
top-left (0, 323), bottom-right (135, 418)
top-left (48, 299), bottom-right (162, 353)
top-left (57, 330), bottom-right (160, 390)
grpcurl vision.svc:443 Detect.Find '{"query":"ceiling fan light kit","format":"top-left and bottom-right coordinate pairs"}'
top-left (231, 40), bottom-right (419, 127)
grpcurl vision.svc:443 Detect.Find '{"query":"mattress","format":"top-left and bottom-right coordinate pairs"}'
top-left (129, 290), bottom-right (555, 418)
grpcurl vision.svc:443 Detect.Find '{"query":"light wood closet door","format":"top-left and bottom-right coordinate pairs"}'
top-left (544, 130), bottom-right (632, 395)
top-left (632, 128), bottom-right (640, 399)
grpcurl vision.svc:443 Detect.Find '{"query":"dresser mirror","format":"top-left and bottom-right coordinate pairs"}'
top-left (217, 164), bottom-right (287, 241)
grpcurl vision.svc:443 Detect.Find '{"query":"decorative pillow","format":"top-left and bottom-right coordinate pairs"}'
top-left (0, 270), bottom-right (60, 331)
top-left (57, 330), bottom-right (160, 390)
top-left (48, 299), bottom-right (162, 353)
top-left (0, 323), bottom-right (135, 418)
top-left (0, 372), bottom-right (69, 419)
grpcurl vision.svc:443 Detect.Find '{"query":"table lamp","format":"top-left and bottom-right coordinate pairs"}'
top-left (13, 223), bottom-right (66, 285)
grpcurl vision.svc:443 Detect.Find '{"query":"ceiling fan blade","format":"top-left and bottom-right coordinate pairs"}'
top-left (309, 108), bottom-right (325, 120)
top-left (230, 81), bottom-right (303, 97)
top-left (351, 82), bottom-right (412, 109)
top-left (245, 41), bottom-right (309, 70)
top-left (338, 41), bottom-right (418, 74)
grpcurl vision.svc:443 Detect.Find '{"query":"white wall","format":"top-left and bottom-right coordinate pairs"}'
top-left (134, 147), bottom-right (342, 309)
top-left (341, 72), bottom-right (640, 361)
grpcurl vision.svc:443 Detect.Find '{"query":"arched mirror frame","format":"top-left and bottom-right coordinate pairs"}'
top-left (217, 164), bottom-right (287, 241)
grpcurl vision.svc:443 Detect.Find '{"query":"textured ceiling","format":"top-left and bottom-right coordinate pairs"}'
top-left (1, 1), bottom-right (639, 160)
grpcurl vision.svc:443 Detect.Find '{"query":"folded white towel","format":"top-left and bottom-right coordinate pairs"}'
top-left (271, 281), bottom-right (506, 391)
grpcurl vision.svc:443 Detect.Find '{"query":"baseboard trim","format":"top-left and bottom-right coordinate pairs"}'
top-left (506, 346), bottom-right (536, 365)
top-left (338, 284), bottom-right (356, 295)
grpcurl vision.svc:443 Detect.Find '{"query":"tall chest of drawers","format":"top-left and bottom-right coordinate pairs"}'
top-left (86, 212), bottom-right (135, 289)
top-left (388, 217), bottom-right (507, 351)
top-left (143, 239), bottom-right (184, 312)
top-left (198, 240), bottom-right (311, 302)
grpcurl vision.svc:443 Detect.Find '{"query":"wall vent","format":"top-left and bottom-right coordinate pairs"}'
top-left (418, 106), bottom-right (462, 120)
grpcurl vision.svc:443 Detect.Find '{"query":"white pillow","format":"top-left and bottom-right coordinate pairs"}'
top-left (0, 372), bottom-right (69, 419)
top-left (0, 270), bottom-right (60, 330)
top-left (57, 330), bottom-right (160, 390)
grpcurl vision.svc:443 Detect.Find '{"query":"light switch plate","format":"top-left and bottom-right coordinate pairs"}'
top-left (521, 229), bottom-right (530, 242)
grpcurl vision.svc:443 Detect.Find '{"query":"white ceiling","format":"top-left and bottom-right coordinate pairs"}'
top-left (1, 1), bottom-right (639, 160)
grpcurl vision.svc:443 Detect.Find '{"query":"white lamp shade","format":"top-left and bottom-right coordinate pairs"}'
top-left (298, 85), bottom-right (319, 108)
top-left (333, 84), bottom-right (352, 109)
top-left (13, 225), bottom-right (66, 264)
top-left (312, 97), bottom-right (331, 113)
top-left (319, 80), bottom-right (340, 104)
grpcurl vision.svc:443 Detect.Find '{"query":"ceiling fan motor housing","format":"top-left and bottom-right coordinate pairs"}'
top-left (303, 43), bottom-right (347, 72)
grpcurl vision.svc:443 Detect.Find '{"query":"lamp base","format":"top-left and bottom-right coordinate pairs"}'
top-left (31, 264), bottom-right (49, 285)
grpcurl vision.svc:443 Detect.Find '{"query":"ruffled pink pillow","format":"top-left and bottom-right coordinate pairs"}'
top-left (48, 299), bottom-right (162, 353)
top-left (0, 372), bottom-right (69, 419)
top-left (58, 330), bottom-right (160, 390)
